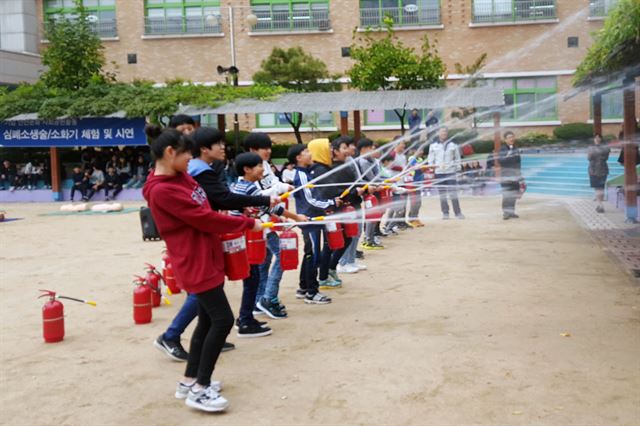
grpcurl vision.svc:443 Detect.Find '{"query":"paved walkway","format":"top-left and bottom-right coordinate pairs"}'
top-left (567, 199), bottom-right (640, 279)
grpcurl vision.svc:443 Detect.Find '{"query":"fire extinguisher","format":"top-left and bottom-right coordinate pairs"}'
top-left (38, 289), bottom-right (96, 343)
top-left (325, 221), bottom-right (345, 250)
top-left (132, 276), bottom-right (152, 324)
top-left (342, 206), bottom-right (359, 238)
top-left (364, 194), bottom-right (383, 220)
top-left (144, 263), bottom-right (163, 307)
top-left (221, 232), bottom-right (250, 281)
top-left (279, 229), bottom-right (299, 271)
top-left (379, 187), bottom-right (391, 207)
top-left (246, 229), bottom-right (266, 265)
top-left (161, 250), bottom-right (181, 295)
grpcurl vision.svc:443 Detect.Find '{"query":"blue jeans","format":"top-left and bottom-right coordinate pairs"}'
top-left (339, 223), bottom-right (361, 266)
top-left (163, 293), bottom-right (198, 342)
top-left (256, 232), bottom-right (283, 304)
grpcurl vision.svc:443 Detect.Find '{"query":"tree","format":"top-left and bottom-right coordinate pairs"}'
top-left (41, 0), bottom-right (109, 91)
top-left (451, 53), bottom-right (488, 126)
top-left (348, 18), bottom-right (446, 134)
top-left (253, 46), bottom-right (341, 143)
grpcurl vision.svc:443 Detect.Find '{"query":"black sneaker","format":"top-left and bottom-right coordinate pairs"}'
top-left (296, 288), bottom-right (307, 299)
top-left (257, 298), bottom-right (288, 319)
top-left (356, 250), bottom-right (364, 259)
top-left (237, 321), bottom-right (273, 338)
top-left (154, 335), bottom-right (188, 362)
top-left (234, 318), bottom-right (268, 329)
top-left (221, 342), bottom-right (235, 352)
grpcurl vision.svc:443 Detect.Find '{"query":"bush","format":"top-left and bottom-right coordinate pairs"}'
top-left (449, 128), bottom-right (479, 144)
top-left (553, 123), bottom-right (594, 141)
top-left (326, 130), bottom-right (367, 142)
top-left (468, 140), bottom-right (495, 154)
top-left (271, 143), bottom-right (295, 160)
top-left (517, 132), bottom-right (558, 146)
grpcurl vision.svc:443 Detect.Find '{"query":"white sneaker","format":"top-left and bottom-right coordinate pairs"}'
top-left (337, 263), bottom-right (359, 274)
top-left (175, 380), bottom-right (222, 399)
top-left (355, 262), bottom-right (367, 271)
top-left (185, 386), bottom-right (229, 412)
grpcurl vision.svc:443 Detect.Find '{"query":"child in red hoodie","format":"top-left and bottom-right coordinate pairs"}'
top-left (143, 125), bottom-right (262, 413)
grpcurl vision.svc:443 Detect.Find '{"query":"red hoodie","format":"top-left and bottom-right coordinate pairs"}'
top-left (143, 170), bottom-right (255, 294)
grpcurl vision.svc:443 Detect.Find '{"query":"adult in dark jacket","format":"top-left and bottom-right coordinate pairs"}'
top-left (587, 134), bottom-right (610, 213)
top-left (498, 131), bottom-right (522, 219)
top-left (154, 127), bottom-right (277, 362)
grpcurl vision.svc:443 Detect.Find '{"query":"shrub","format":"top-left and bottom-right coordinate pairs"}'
top-left (448, 128), bottom-right (479, 144)
top-left (553, 123), bottom-right (594, 141)
top-left (224, 130), bottom-right (251, 152)
top-left (468, 140), bottom-right (495, 154)
top-left (517, 132), bottom-right (558, 146)
top-left (271, 143), bottom-right (295, 159)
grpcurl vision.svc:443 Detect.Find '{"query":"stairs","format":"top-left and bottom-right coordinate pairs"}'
top-left (521, 153), bottom-right (624, 198)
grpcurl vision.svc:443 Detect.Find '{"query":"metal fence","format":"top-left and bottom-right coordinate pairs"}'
top-left (359, 6), bottom-right (441, 27)
top-left (472, 0), bottom-right (556, 23)
top-left (588, 0), bottom-right (618, 16)
top-left (144, 15), bottom-right (222, 36)
top-left (249, 6), bottom-right (331, 32)
top-left (44, 18), bottom-right (117, 38)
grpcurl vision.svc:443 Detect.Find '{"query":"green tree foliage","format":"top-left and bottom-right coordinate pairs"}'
top-left (0, 81), bottom-right (284, 121)
top-left (574, 0), bottom-right (640, 85)
top-left (348, 18), bottom-right (446, 134)
top-left (41, 1), bottom-right (109, 90)
top-left (253, 47), bottom-right (341, 143)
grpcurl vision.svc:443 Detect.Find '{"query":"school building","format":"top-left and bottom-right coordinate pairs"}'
top-left (32, 0), bottom-right (636, 142)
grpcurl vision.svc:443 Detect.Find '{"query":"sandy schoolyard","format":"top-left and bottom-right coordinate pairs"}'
top-left (0, 195), bottom-right (639, 425)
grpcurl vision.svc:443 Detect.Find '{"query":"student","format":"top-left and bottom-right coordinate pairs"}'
top-left (320, 137), bottom-right (365, 275)
top-left (143, 124), bottom-right (261, 413)
top-left (169, 114), bottom-right (197, 135)
top-left (244, 133), bottom-right (293, 319)
top-left (588, 133), bottom-right (610, 214)
top-left (406, 146), bottom-right (427, 227)
top-left (356, 138), bottom-right (384, 250)
top-left (288, 143), bottom-right (341, 304)
top-left (126, 155), bottom-right (149, 188)
top-left (116, 157), bottom-right (132, 186)
top-left (427, 127), bottom-right (464, 220)
top-left (154, 127), bottom-right (277, 361)
top-left (231, 152), bottom-right (307, 336)
top-left (389, 138), bottom-right (410, 230)
top-left (281, 162), bottom-right (296, 184)
top-left (70, 166), bottom-right (87, 201)
top-left (84, 165), bottom-right (105, 201)
top-left (104, 167), bottom-right (123, 200)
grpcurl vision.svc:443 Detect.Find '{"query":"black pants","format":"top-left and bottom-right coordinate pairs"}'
top-left (239, 265), bottom-right (259, 325)
top-left (85, 184), bottom-right (104, 200)
top-left (319, 230), bottom-right (351, 280)
top-left (185, 285), bottom-right (234, 386)
top-left (501, 181), bottom-right (519, 215)
top-left (299, 226), bottom-right (322, 295)
top-left (105, 183), bottom-right (123, 199)
top-left (436, 174), bottom-right (461, 216)
top-left (70, 183), bottom-right (86, 200)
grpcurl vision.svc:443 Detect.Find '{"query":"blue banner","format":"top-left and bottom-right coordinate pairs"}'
top-left (0, 117), bottom-right (147, 147)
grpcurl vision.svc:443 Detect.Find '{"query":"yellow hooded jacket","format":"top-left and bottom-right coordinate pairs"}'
top-left (307, 138), bottom-right (332, 167)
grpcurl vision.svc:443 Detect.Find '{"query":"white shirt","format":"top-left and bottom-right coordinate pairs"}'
top-left (427, 140), bottom-right (461, 174)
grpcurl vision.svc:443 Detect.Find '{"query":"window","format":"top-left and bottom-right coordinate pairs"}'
top-left (359, 0), bottom-right (441, 27)
top-left (364, 109), bottom-right (442, 126)
top-left (250, 1), bottom-right (331, 32)
top-left (256, 112), bottom-right (335, 129)
top-left (591, 86), bottom-right (623, 120)
top-left (589, 0), bottom-right (619, 17)
top-left (471, 0), bottom-right (556, 24)
top-left (478, 77), bottom-right (557, 122)
top-left (44, 0), bottom-right (117, 38)
top-left (144, 0), bottom-right (221, 35)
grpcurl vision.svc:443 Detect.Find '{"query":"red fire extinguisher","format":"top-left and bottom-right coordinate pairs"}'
top-left (161, 250), bottom-right (181, 295)
top-left (279, 229), bottom-right (299, 271)
top-left (364, 193), bottom-right (383, 220)
top-left (38, 289), bottom-right (96, 343)
top-left (379, 187), bottom-right (391, 207)
top-left (144, 263), bottom-right (162, 307)
top-left (342, 206), bottom-right (359, 238)
top-left (246, 229), bottom-right (266, 265)
top-left (133, 276), bottom-right (152, 324)
top-left (325, 221), bottom-right (345, 250)
top-left (221, 232), bottom-right (250, 281)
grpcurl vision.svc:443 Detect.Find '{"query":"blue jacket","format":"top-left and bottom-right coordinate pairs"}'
top-left (292, 166), bottom-right (336, 218)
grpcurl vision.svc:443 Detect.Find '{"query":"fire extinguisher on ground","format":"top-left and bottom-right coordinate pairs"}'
top-left (161, 250), bottom-right (181, 295)
top-left (133, 276), bottom-right (152, 324)
top-left (144, 263), bottom-right (170, 306)
top-left (39, 289), bottom-right (96, 343)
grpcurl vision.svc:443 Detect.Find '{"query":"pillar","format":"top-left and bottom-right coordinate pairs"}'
top-left (493, 111), bottom-right (502, 179)
top-left (340, 111), bottom-right (348, 137)
top-left (50, 147), bottom-right (62, 201)
top-left (593, 92), bottom-right (603, 137)
top-left (353, 110), bottom-right (361, 141)
top-left (217, 114), bottom-right (226, 133)
top-left (622, 77), bottom-right (638, 222)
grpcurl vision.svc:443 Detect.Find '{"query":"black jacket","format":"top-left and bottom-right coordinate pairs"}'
top-left (498, 145), bottom-right (521, 181)
top-left (317, 160), bottom-right (362, 207)
top-left (192, 160), bottom-right (270, 212)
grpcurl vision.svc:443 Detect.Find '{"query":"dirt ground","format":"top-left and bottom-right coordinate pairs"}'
top-left (1, 196), bottom-right (639, 425)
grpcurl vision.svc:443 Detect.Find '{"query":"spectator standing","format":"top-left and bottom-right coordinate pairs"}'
top-left (587, 134), bottom-right (610, 214)
top-left (427, 127), bottom-right (464, 220)
top-left (498, 131), bottom-right (523, 219)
